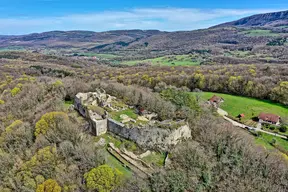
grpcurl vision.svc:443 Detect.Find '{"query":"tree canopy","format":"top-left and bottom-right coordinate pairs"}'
top-left (36, 179), bottom-right (62, 192)
top-left (84, 164), bottom-right (123, 192)
top-left (35, 112), bottom-right (69, 137)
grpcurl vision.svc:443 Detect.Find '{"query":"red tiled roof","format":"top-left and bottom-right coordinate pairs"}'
top-left (209, 95), bottom-right (223, 103)
top-left (258, 113), bottom-right (280, 123)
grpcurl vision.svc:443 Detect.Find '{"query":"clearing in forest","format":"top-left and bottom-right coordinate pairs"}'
top-left (239, 29), bottom-right (280, 37)
top-left (123, 55), bottom-right (201, 66)
top-left (197, 92), bottom-right (288, 123)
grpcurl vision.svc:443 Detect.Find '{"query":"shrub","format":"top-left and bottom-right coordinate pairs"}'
top-left (52, 80), bottom-right (63, 87)
top-left (270, 138), bottom-right (277, 145)
top-left (36, 179), bottom-right (61, 192)
top-left (21, 146), bottom-right (58, 176)
top-left (160, 88), bottom-right (200, 111)
top-left (10, 87), bottom-right (21, 97)
top-left (5, 120), bottom-right (23, 132)
top-left (269, 125), bottom-right (276, 131)
top-left (0, 120), bottom-right (33, 152)
top-left (84, 164), bottom-right (123, 192)
top-left (35, 112), bottom-right (69, 137)
top-left (35, 175), bottom-right (45, 185)
top-left (0, 100), bottom-right (4, 104)
top-left (279, 125), bottom-right (287, 133)
top-left (150, 170), bottom-right (189, 192)
top-left (16, 83), bottom-right (23, 88)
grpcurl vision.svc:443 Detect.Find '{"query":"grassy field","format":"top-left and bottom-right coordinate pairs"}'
top-left (77, 52), bottom-right (119, 59)
top-left (240, 29), bottom-right (280, 37)
top-left (255, 136), bottom-right (275, 150)
top-left (197, 92), bottom-right (288, 123)
top-left (123, 55), bottom-right (201, 66)
top-left (255, 133), bottom-right (288, 158)
top-left (260, 133), bottom-right (288, 151)
top-left (196, 92), bottom-right (288, 156)
top-left (94, 53), bottom-right (120, 59)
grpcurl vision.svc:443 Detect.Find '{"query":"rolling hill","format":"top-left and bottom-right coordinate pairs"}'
top-left (0, 10), bottom-right (288, 65)
top-left (214, 10), bottom-right (288, 27)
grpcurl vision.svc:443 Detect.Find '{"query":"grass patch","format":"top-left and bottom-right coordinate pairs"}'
top-left (123, 55), bottom-right (201, 66)
top-left (227, 50), bottom-right (251, 57)
top-left (255, 132), bottom-right (288, 157)
top-left (77, 52), bottom-right (119, 59)
top-left (240, 29), bottom-right (280, 37)
top-left (109, 108), bottom-right (149, 127)
top-left (260, 133), bottom-right (288, 151)
top-left (141, 152), bottom-right (166, 167)
top-left (95, 133), bottom-right (122, 148)
top-left (95, 133), bottom-right (138, 152)
top-left (95, 134), bottom-right (137, 178)
top-left (0, 46), bottom-right (25, 52)
top-left (110, 109), bottom-right (138, 122)
top-left (277, 25), bottom-right (288, 29)
top-left (64, 100), bottom-right (73, 108)
top-left (105, 150), bottom-right (133, 178)
top-left (195, 92), bottom-right (288, 124)
top-left (255, 136), bottom-right (275, 150)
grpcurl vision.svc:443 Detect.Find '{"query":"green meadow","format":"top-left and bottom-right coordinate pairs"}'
top-left (240, 29), bottom-right (280, 37)
top-left (123, 55), bottom-right (201, 66)
top-left (77, 52), bottom-right (119, 59)
top-left (197, 92), bottom-right (288, 123)
top-left (196, 92), bottom-right (288, 156)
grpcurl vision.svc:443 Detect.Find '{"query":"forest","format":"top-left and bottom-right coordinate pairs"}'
top-left (0, 51), bottom-right (287, 191)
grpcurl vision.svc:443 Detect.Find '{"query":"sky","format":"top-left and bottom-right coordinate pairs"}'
top-left (0, 0), bottom-right (287, 35)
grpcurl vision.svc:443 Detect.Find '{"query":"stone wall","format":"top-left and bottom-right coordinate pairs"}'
top-left (74, 91), bottom-right (191, 149)
top-left (74, 93), bottom-right (108, 136)
top-left (90, 119), bottom-right (108, 136)
top-left (108, 118), bottom-right (191, 150)
top-left (74, 95), bottom-right (87, 117)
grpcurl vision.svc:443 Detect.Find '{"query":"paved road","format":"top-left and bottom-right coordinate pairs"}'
top-left (218, 108), bottom-right (287, 139)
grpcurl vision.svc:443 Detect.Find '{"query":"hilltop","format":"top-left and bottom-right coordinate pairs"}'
top-left (214, 10), bottom-right (288, 28)
top-left (0, 10), bottom-right (287, 56)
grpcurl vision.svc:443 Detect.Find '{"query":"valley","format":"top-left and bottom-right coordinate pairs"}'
top-left (0, 8), bottom-right (287, 192)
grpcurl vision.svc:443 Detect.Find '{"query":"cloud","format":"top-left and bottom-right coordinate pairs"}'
top-left (0, 8), bottom-right (283, 35)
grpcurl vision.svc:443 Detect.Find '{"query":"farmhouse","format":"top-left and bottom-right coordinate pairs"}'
top-left (209, 95), bottom-right (224, 107)
top-left (258, 113), bottom-right (281, 125)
